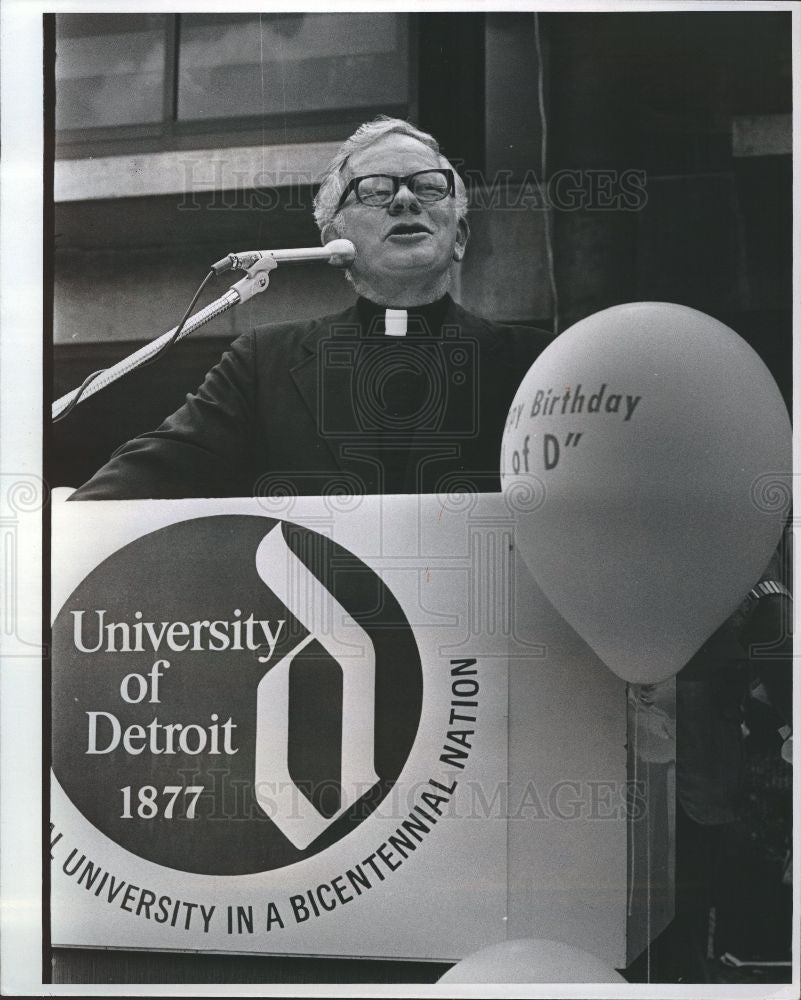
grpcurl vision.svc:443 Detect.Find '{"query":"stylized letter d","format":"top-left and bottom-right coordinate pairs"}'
top-left (253, 524), bottom-right (379, 849)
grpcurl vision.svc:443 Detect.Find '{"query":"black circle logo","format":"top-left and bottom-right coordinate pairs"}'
top-left (52, 516), bottom-right (423, 875)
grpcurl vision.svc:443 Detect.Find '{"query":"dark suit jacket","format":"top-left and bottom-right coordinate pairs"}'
top-left (71, 296), bottom-right (552, 500)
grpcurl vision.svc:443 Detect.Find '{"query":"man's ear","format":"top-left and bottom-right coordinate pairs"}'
top-left (321, 221), bottom-right (342, 245)
top-left (452, 217), bottom-right (470, 262)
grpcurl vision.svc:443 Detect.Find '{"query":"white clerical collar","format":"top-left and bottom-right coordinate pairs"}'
top-left (384, 308), bottom-right (408, 337)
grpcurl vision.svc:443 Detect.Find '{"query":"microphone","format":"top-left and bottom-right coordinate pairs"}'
top-left (212, 239), bottom-right (355, 275)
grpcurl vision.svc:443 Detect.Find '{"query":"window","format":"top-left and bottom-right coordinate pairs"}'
top-left (177, 14), bottom-right (408, 121)
top-left (55, 14), bottom-right (168, 131)
top-left (54, 13), bottom-right (412, 157)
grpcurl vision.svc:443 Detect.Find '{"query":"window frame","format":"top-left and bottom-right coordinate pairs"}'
top-left (54, 13), bottom-right (418, 161)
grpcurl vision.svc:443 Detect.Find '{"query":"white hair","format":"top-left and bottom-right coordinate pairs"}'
top-left (313, 116), bottom-right (468, 234)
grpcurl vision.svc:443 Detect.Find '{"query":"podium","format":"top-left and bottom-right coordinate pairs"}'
top-left (50, 493), bottom-right (674, 969)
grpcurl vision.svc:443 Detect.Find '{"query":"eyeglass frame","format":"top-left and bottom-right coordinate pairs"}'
top-left (335, 168), bottom-right (456, 213)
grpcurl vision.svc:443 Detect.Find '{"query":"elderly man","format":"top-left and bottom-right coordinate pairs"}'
top-left (72, 117), bottom-right (552, 500)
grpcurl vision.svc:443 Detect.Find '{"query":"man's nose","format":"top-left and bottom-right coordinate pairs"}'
top-left (388, 183), bottom-right (421, 214)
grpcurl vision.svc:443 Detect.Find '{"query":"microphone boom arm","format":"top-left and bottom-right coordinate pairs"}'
top-left (51, 255), bottom-right (279, 420)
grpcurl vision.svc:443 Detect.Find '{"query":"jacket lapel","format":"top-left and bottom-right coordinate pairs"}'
top-left (399, 298), bottom-right (504, 492)
top-left (286, 297), bottom-right (511, 492)
top-left (288, 304), bottom-right (361, 476)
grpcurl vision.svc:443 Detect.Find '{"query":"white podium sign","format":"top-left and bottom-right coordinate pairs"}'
top-left (50, 493), bottom-right (673, 965)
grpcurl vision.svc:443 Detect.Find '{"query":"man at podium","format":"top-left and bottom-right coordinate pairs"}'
top-left (71, 117), bottom-right (552, 501)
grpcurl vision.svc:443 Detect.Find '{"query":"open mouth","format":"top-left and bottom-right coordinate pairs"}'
top-left (386, 223), bottom-right (432, 238)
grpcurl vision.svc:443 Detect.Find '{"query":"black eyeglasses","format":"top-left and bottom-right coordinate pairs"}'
top-left (335, 169), bottom-right (455, 212)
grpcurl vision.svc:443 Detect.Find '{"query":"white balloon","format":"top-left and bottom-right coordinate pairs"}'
top-left (501, 302), bottom-right (790, 684)
top-left (439, 937), bottom-right (625, 983)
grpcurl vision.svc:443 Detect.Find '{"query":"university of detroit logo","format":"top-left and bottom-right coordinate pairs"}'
top-left (52, 516), bottom-right (423, 875)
